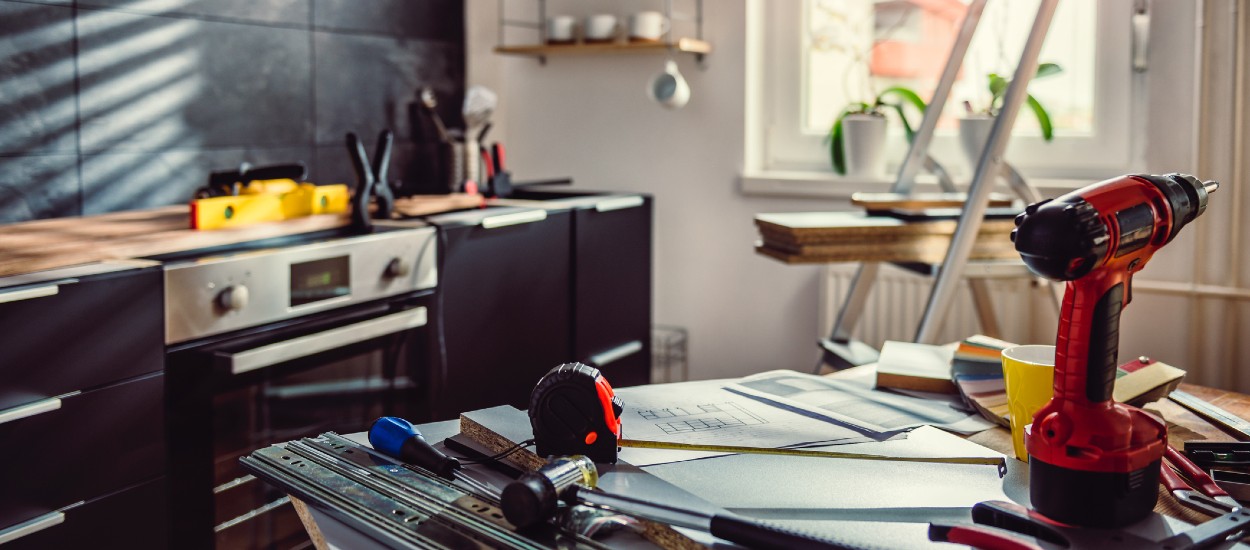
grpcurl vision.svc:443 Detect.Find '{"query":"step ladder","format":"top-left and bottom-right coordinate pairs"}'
top-left (822, 0), bottom-right (1063, 370)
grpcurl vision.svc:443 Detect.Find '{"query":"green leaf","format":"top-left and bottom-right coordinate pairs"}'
top-left (876, 86), bottom-right (927, 114)
top-left (884, 102), bottom-right (916, 143)
top-left (1035, 62), bottom-right (1063, 79)
top-left (988, 73), bottom-right (1008, 105)
top-left (830, 111), bottom-right (847, 175)
top-left (1026, 93), bottom-right (1054, 141)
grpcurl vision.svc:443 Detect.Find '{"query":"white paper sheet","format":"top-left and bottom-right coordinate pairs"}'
top-left (613, 379), bottom-right (877, 466)
top-left (727, 370), bottom-right (996, 434)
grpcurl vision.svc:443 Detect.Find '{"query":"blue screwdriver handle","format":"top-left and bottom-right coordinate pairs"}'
top-left (368, 416), bottom-right (461, 479)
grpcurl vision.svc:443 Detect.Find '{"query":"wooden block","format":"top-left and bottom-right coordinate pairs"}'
top-left (754, 211), bottom-right (1016, 246)
top-left (754, 236), bottom-right (1018, 265)
top-left (391, 193), bottom-right (484, 217)
top-left (851, 192), bottom-right (1015, 211)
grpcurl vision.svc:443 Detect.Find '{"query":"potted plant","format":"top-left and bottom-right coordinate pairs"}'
top-left (960, 62), bottom-right (1063, 167)
top-left (828, 86), bottom-right (928, 177)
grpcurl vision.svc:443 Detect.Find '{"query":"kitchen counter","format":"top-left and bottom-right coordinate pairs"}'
top-left (0, 206), bottom-right (350, 278)
top-left (0, 193), bottom-right (485, 278)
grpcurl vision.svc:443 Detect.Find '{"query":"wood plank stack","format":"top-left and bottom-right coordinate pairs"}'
top-left (754, 211), bottom-right (1018, 264)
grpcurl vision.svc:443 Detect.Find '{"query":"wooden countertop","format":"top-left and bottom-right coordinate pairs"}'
top-left (0, 206), bottom-right (350, 278)
top-left (0, 194), bottom-right (485, 279)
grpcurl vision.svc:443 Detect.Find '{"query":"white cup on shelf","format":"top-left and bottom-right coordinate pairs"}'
top-left (583, 14), bottom-right (619, 43)
top-left (546, 15), bottom-right (576, 43)
top-left (629, 11), bottom-right (669, 42)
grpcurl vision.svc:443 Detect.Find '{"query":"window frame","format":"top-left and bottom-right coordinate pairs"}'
top-left (745, 0), bottom-right (1138, 186)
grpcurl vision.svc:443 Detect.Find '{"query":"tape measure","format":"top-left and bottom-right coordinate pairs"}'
top-left (529, 363), bottom-right (623, 463)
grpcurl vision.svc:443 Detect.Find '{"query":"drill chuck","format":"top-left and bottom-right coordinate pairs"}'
top-left (1012, 173), bottom-right (1218, 282)
top-left (1011, 198), bottom-right (1109, 281)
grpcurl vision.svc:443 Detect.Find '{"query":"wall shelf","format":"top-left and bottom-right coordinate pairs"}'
top-left (494, 37), bottom-right (711, 58)
top-left (495, 0), bottom-right (708, 65)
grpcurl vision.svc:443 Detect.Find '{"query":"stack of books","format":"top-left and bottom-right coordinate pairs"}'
top-left (951, 335), bottom-right (1015, 428)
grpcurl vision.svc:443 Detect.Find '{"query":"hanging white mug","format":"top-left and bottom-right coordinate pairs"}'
top-left (648, 59), bottom-right (689, 110)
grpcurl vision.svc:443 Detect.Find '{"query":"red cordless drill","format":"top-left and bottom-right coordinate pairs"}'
top-left (1011, 173), bottom-right (1218, 527)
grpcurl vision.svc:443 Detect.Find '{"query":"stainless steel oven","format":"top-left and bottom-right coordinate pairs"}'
top-left (158, 223), bottom-right (438, 549)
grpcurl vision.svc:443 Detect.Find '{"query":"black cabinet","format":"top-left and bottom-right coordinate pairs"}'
top-left (0, 373), bottom-right (165, 528)
top-left (0, 263), bottom-right (164, 411)
top-left (570, 195), bottom-right (653, 387)
top-left (0, 262), bottom-right (166, 548)
top-left (420, 206), bottom-right (573, 419)
top-left (1, 477), bottom-right (167, 550)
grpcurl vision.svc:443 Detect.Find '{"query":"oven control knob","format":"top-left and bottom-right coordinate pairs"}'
top-left (385, 258), bottom-right (411, 278)
top-left (217, 284), bottom-right (249, 312)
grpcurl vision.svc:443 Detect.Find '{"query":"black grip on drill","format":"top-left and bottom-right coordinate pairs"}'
top-left (1086, 283), bottom-right (1124, 403)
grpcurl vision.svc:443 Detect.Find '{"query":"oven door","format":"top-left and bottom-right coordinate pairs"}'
top-left (166, 293), bottom-right (434, 550)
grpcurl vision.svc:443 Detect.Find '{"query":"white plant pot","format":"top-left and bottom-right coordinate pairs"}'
top-left (842, 114), bottom-right (887, 178)
top-left (959, 114), bottom-right (996, 171)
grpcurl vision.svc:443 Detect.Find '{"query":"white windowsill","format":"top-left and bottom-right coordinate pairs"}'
top-left (738, 170), bottom-right (1094, 200)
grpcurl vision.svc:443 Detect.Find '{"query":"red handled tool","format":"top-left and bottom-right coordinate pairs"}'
top-left (1163, 444), bottom-right (1240, 509)
top-left (479, 147), bottom-right (495, 180)
top-left (1012, 174), bottom-right (1218, 527)
top-left (930, 500), bottom-right (1249, 550)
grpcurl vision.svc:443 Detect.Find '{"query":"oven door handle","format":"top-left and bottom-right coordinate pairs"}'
top-left (220, 307), bottom-right (427, 375)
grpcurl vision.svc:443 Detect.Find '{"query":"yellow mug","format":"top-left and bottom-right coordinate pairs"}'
top-left (1001, 345), bottom-right (1055, 462)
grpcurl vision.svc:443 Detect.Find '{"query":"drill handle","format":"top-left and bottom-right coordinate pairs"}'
top-left (1058, 275), bottom-right (1128, 404)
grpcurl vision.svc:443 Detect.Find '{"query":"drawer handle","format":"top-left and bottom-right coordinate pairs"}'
top-left (595, 196), bottom-right (644, 212)
top-left (0, 512), bottom-right (65, 544)
top-left (0, 397), bottom-right (63, 427)
top-left (0, 284), bottom-right (60, 305)
top-left (481, 210), bottom-right (547, 229)
top-left (589, 340), bottom-right (644, 367)
top-left (222, 308), bottom-right (426, 375)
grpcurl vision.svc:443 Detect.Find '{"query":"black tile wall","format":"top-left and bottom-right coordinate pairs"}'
top-left (0, 0), bottom-right (465, 224)
top-left (81, 146), bottom-right (313, 214)
top-left (313, 33), bottom-right (461, 145)
top-left (0, 3), bottom-right (77, 155)
top-left (76, 0), bottom-right (311, 27)
top-left (313, 0), bottom-right (463, 43)
top-left (0, 154), bottom-right (80, 221)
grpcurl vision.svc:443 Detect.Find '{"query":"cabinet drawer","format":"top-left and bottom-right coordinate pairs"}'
top-left (573, 198), bottom-right (652, 386)
top-left (0, 373), bottom-right (165, 529)
top-left (0, 477), bottom-right (166, 550)
top-left (432, 211), bottom-right (572, 417)
top-left (0, 266), bottom-right (164, 411)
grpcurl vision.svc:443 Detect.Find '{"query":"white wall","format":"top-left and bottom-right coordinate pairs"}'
top-left (469, 0), bottom-right (841, 381)
top-left (468, 1), bottom-right (1250, 388)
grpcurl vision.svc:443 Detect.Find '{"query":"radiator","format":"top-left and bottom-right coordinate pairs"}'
top-left (818, 264), bottom-right (1047, 348)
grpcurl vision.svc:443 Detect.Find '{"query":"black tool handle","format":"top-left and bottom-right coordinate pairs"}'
top-left (347, 132), bottom-right (374, 230)
top-left (371, 130), bottom-right (395, 219)
top-left (243, 163), bottom-right (307, 183)
top-left (709, 514), bottom-right (869, 550)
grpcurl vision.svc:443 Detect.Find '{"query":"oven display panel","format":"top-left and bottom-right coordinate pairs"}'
top-left (290, 256), bottom-right (350, 307)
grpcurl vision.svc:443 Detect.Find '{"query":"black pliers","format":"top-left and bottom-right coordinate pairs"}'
top-left (348, 130), bottom-right (396, 230)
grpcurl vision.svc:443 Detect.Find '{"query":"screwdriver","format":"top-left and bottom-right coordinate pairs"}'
top-left (368, 416), bottom-right (501, 499)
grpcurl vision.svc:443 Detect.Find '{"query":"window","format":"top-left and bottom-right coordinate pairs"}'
top-left (747, 0), bottom-right (1137, 184)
